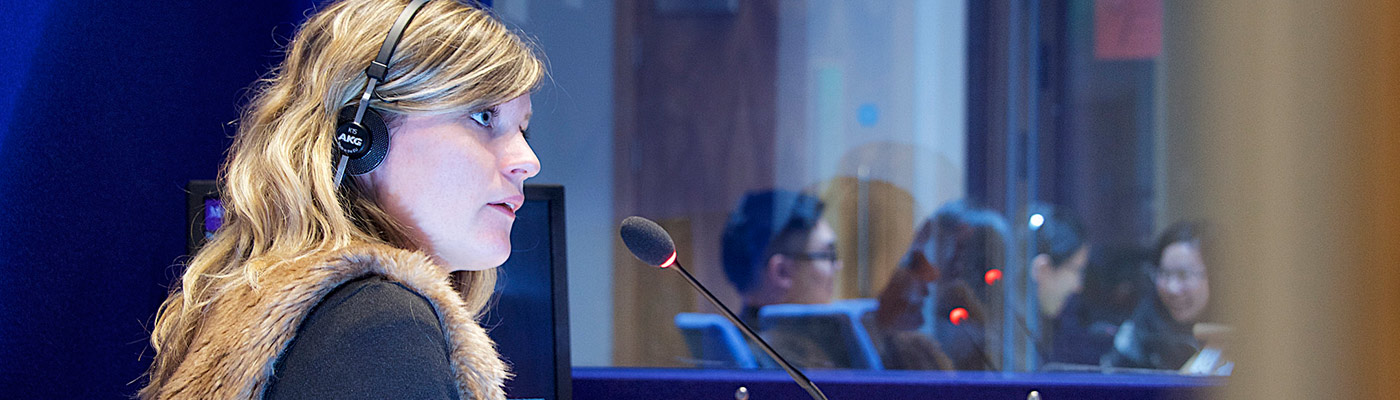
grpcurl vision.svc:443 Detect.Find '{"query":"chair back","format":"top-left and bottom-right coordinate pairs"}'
top-left (758, 298), bottom-right (884, 370)
top-left (674, 312), bottom-right (759, 369)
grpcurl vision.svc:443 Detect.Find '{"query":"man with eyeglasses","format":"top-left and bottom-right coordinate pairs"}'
top-left (722, 190), bottom-right (841, 329)
top-left (719, 190), bottom-right (843, 369)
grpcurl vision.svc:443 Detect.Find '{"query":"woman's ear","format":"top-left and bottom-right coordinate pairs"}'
top-left (1031, 253), bottom-right (1053, 283)
top-left (353, 159), bottom-right (383, 196)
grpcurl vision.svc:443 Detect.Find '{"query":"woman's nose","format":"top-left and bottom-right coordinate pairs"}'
top-left (502, 136), bottom-right (540, 181)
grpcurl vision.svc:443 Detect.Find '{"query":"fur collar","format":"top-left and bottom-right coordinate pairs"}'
top-left (153, 243), bottom-right (508, 399)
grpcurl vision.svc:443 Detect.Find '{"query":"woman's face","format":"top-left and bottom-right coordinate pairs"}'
top-left (1155, 242), bottom-right (1210, 323)
top-left (368, 94), bottom-right (539, 272)
top-left (1035, 245), bottom-right (1089, 319)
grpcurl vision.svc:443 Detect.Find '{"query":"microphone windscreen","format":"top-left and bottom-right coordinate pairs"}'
top-left (619, 216), bottom-right (676, 266)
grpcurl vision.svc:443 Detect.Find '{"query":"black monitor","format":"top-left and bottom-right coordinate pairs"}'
top-left (487, 184), bottom-right (572, 400)
top-left (185, 182), bottom-right (571, 400)
top-left (185, 180), bottom-right (223, 255)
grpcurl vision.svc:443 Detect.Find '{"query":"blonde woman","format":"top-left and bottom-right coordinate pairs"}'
top-left (140, 0), bottom-right (544, 398)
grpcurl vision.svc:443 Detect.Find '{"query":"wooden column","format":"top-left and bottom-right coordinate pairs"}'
top-left (1165, 1), bottom-right (1400, 397)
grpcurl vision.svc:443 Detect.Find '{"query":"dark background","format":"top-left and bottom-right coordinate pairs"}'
top-left (0, 1), bottom-right (358, 397)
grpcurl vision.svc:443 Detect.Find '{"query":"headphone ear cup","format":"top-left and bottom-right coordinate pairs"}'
top-left (336, 106), bottom-right (391, 176)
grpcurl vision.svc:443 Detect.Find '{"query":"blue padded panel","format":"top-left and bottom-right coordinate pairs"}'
top-left (573, 367), bottom-right (1219, 400)
top-left (675, 313), bottom-right (759, 369)
top-left (757, 299), bottom-right (884, 370)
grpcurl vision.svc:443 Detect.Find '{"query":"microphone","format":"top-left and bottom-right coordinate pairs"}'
top-left (619, 216), bottom-right (830, 400)
top-left (940, 283), bottom-right (1003, 370)
top-left (945, 272), bottom-right (1051, 370)
top-left (944, 305), bottom-right (1049, 371)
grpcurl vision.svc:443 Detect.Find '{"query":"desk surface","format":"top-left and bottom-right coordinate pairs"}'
top-left (573, 367), bottom-right (1220, 399)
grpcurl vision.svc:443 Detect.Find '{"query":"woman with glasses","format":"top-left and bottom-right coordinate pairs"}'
top-left (1107, 221), bottom-right (1214, 370)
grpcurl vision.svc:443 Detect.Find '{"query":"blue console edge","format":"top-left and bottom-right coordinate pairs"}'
top-left (572, 367), bottom-right (1220, 399)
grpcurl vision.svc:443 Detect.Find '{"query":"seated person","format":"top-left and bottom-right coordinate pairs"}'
top-left (1107, 221), bottom-right (1214, 370)
top-left (871, 201), bottom-right (1008, 370)
top-left (1049, 244), bottom-right (1154, 366)
top-left (721, 190), bottom-right (841, 368)
top-left (1024, 204), bottom-right (1091, 364)
top-left (870, 261), bottom-right (952, 370)
top-left (931, 205), bottom-right (1012, 371)
top-left (874, 202), bottom-right (1087, 371)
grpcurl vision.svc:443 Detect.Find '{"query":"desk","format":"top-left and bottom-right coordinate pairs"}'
top-left (573, 367), bottom-right (1218, 399)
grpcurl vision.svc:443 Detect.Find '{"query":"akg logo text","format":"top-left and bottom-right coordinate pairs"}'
top-left (337, 133), bottom-right (363, 147)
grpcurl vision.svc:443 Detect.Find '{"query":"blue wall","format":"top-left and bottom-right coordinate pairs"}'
top-left (0, 2), bottom-right (313, 397)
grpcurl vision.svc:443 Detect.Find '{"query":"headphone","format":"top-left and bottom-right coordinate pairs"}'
top-left (333, 0), bottom-right (433, 187)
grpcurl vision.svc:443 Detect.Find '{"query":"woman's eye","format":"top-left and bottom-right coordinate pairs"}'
top-left (469, 110), bottom-right (494, 127)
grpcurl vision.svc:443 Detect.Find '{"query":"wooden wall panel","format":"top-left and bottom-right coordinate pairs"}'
top-left (611, 218), bottom-right (696, 368)
top-left (611, 0), bottom-right (780, 367)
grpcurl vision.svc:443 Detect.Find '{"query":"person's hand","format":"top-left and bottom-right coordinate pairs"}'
top-left (875, 267), bottom-right (931, 330)
top-left (906, 249), bottom-right (940, 283)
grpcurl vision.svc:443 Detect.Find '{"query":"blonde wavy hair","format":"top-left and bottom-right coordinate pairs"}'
top-left (141, 0), bottom-right (544, 395)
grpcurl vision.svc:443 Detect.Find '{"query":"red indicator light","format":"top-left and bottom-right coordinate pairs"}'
top-left (985, 269), bottom-right (1003, 286)
top-left (950, 307), bottom-right (969, 326)
top-left (660, 252), bottom-right (677, 268)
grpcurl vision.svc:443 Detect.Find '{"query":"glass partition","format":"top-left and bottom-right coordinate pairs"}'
top-left (514, 0), bottom-right (1224, 384)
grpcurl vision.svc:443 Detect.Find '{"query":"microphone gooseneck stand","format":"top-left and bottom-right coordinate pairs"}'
top-left (619, 216), bottom-right (828, 400)
top-left (665, 259), bottom-right (830, 400)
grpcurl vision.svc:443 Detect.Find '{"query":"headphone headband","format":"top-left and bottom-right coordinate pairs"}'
top-left (334, 0), bottom-right (433, 187)
top-left (368, 0), bottom-right (432, 81)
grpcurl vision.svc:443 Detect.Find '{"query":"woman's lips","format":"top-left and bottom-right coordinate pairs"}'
top-left (489, 203), bottom-right (516, 218)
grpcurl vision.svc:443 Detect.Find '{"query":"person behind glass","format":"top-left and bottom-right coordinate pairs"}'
top-left (1025, 204), bottom-right (1091, 362)
top-left (140, 1), bottom-right (544, 399)
top-left (931, 205), bottom-right (1012, 370)
top-left (720, 190), bottom-right (841, 368)
top-left (869, 201), bottom-right (1008, 370)
top-left (1108, 221), bottom-right (1214, 370)
top-left (1048, 244), bottom-right (1153, 366)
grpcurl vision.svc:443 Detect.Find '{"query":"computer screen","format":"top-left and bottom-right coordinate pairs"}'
top-left (185, 180), bottom-right (222, 255)
top-left (485, 184), bottom-right (572, 400)
top-left (186, 181), bottom-right (571, 400)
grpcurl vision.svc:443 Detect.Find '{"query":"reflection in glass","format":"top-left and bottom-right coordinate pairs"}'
top-left (601, 0), bottom-right (1224, 389)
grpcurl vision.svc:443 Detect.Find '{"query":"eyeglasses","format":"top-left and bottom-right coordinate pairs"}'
top-left (1151, 268), bottom-right (1205, 284)
top-left (787, 250), bottom-right (839, 263)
